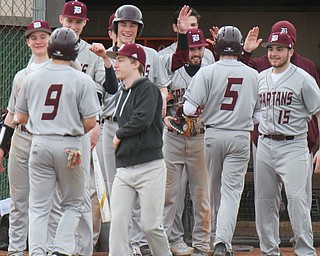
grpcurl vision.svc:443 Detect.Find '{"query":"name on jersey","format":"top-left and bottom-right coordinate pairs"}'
top-left (259, 91), bottom-right (293, 107)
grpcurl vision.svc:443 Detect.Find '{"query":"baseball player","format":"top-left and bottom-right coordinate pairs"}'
top-left (239, 20), bottom-right (320, 247)
top-left (158, 8), bottom-right (215, 252)
top-left (183, 26), bottom-right (258, 256)
top-left (106, 42), bottom-right (171, 256)
top-left (0, 20), bottom-right (52, 256)
top-left (47, 1), bottom-right (117, 255)
top-left (91, 4), bottom-right (182, 255)
top-left (15, 27), bottom-right (100, 256)
top-left (161, 28), bottom-right (211, 256)
top-left (255, 32), bottom-right (320, 256)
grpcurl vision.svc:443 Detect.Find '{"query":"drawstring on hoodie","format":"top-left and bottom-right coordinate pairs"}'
top-left (113, 88), bottom-right (132, 119)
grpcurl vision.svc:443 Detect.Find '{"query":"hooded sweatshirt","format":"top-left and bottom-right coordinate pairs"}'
top-left (114, 77), bottom-right (164, 168)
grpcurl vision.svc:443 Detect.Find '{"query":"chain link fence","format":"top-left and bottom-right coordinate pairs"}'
top-left (0, 0), bottom-right (32, 199)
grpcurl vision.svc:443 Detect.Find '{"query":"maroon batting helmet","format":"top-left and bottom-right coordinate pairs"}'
top-left (112, 5), bottom-right (144, 37)
top-left (214, 26), bottom-right (243, 56)
top-left (47, 27), bottom-right (79, 61)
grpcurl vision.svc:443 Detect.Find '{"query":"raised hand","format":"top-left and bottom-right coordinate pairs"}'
top-left (177, 5), bottom-right (192, 34)
top-left (206, 26), bottom-right (219, 46)
top-left (243, 26), bottom-right (263, 53)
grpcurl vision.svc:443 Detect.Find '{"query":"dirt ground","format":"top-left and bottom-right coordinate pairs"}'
top-left (1, 247), bottom-right (319, 255)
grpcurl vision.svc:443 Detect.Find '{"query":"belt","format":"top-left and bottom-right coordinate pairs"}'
top-left (168, 128), bottom-right (205, 136)
top-left (17, 124), bottom-right (32, 135)
top-left (262, 134), bottom-right (294, 141)
top-left (206, 125), bottom-right (213, 129)
top-left (102, 116), bottom-right (117, 123)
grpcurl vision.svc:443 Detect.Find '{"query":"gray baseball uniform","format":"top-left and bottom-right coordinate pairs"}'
top-left (160, 48), bottom-right (213, 252)
top-left (47, 38), bottom-right (106, 255)
top-left (6, 61), bottom-right (49, 256)
top-left (184, 59), bottom-right (258, 252)
top-left (15, 63), bottom-right (100, 255)
top-left (159, 43), bottom-right (215, 251)
top-left (255, 64), bottom-right (320, 256)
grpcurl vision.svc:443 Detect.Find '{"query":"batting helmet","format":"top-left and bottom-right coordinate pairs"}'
top-left (47, 27), bottom-right (79, 61)
top-left (112, 5), bottom-right (144, 37)
top-left (214, 26), bottom-right (243, 56)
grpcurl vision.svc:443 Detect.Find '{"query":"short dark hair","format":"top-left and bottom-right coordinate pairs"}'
top-left (172, 6), bottom-right (201, 25)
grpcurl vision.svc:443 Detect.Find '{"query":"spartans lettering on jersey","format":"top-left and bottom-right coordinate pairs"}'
top-left (258, 91), bottom-right (293, 107)
top-left (171, 88), bottom-right (186, 104)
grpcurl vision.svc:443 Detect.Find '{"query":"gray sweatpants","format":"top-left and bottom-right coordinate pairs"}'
top-left (109, 159), bottom-right (172, 256)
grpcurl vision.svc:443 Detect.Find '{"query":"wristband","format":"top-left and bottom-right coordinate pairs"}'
top-left (0, 124), bottom-right (14, 149)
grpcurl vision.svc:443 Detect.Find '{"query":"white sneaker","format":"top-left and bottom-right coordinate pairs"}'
top-left (170, 241), bottom-right (194, 255)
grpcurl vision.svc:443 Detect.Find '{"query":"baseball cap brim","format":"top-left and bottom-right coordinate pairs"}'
top-left (25, 28), bottom-right (52, 37)
top-left (261, 42), bottom-right (289, 48)
top-left (61, 14), bottom-right (89, 21)
top-left (190, 42), bottom-right (209, 48)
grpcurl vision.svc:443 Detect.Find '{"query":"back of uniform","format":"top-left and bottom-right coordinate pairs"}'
top-left (185, 60), bottom-right (258, 131)
top-left (17, 64), bottom-right (99, 135)
top-left (15, 62), bottom-right (100, 255)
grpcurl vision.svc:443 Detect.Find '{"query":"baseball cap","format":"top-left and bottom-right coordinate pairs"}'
top-left (108, 13), bottom-right (115, 30)
top-left (25, 20), bottom-right (52, 37)
top-left (261, 32), bottom-right (293, 49)
top-left (61, 0), bottom-right (89, 21)
top-left (106, 42), bottom-right (146, 66)
top-left (187, 28), bottom-right (208, 48)
top-left (271, 20), bottom-right (296, 44)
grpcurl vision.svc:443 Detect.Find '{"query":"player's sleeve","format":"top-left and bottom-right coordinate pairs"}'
top-left (183, 67), bottom-right (209, 107)
top-left (152, 51), bottom-right (171, 89)
top-left (15, 79), bottom-right (29, 115)
top-left (7, 72), bottom-right (21, 114)
top-left (79, 76), bottom-right (101, 119)
top-left (302, 75), bottom-right (320, 115)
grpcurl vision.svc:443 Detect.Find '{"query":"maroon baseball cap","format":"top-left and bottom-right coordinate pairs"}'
top-left (271, 20), bottom-right (296, 44)
top-left (187, 28), bottom-right (208, 48)
top-left (108, 13), bottom-right (115, 30)
top-left (61, 1), bottom-right (89, 21)
top-left (261, 32), bottom-right (293, 49)
top-left (106, 42), bottom-right (146, 66)
top-left (25, 20), bottom-right (52, 37)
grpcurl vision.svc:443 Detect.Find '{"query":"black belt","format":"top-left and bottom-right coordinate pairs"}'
top-left (168, 128), bottom-right (205, 136)
top-left (102, 116), bottom-right (117, 123)
top-left (262, 134), bottom-right (294, 141)
top-left (206, 125), bottom-right (213, 129)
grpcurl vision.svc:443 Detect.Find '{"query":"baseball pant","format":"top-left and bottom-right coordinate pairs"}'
top-left (7, 130), bottom-right (31, 256)
top-left (169, 170), bottom-right (188, 244)
top-left (206, 128), bottom-right (250, 251)
top-left (163, 130), bottom-right (211, 252)
top-left (28, 135), bottom-right (84, 255)
top-left (109, 159), bottom-right (171, 256)
top-left (255, 135), bottom-right (316, 256)
top-left (75, 133), bottom-right (93, 256)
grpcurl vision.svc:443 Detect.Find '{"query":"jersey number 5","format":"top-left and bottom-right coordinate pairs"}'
top-left (221, 78), bottom-right (243, 111)
top-left (41, 84), bottom-right (63, 120)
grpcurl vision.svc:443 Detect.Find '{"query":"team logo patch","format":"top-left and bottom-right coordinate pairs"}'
top-left (74, 6), bottom-right (82, 15)
top-left (270, 34), bottom-right (279, 42)
top-left (192, 34), bottom-right (200, 42)
top-left (33, 21), bottom-right (42, 29)
top-left (280, 27), bottom-right (288, 34)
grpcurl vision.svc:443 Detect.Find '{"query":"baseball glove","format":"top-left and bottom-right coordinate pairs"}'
top-left (169, 116), bottom-right (192, 137)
